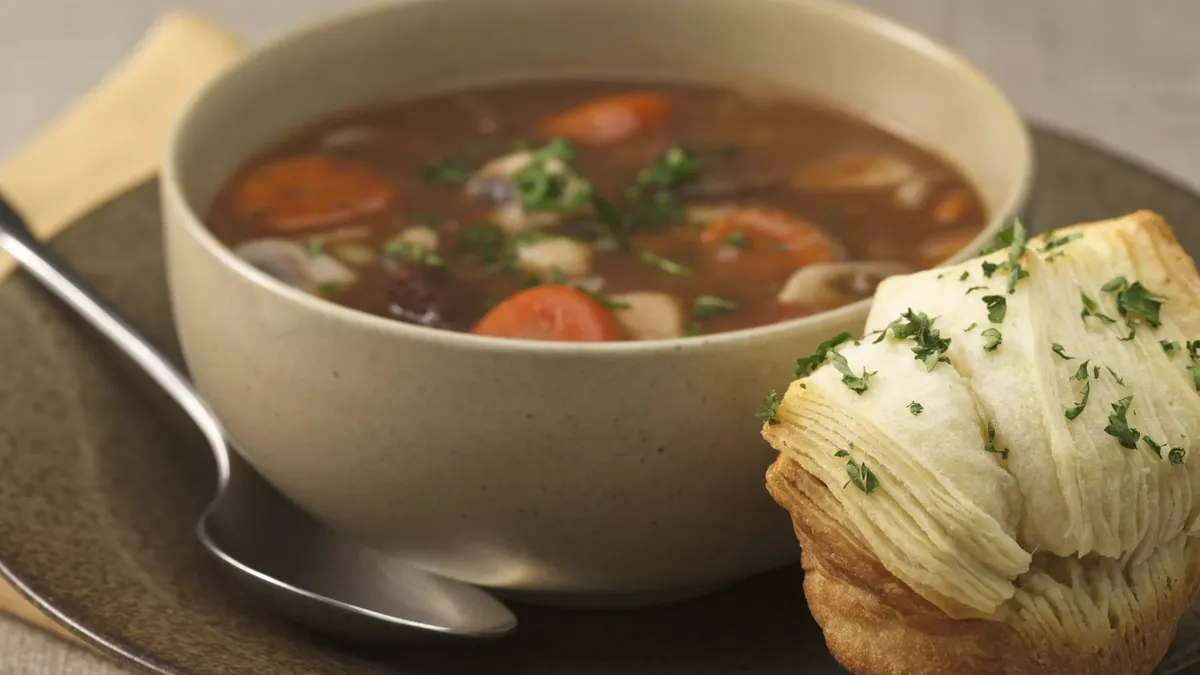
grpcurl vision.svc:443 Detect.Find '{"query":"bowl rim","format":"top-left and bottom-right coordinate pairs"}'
top-left (161, 0), bottom-right (1034, 357)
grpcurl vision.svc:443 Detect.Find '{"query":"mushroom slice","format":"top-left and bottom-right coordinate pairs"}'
top-left (317, 126), bottom-right (378, 152)
top-left (515, 237), bottom-right (594, 278)
top-left (684, 203), bottom-right (740, 225)
top-left (465, 151), bottom-right (533, 203)
top-left (395, 225), bottom-right (440, 252)
top-left (565, 275), bottom-right (606, 294)
top-left (465, 151), bottom-right (586, 233)
top-left (330, 243), bottom-right (377, 267)
top-left (309, 224), bottom-right (373, 246)
top-left (491, 202), bottom-right (563, 234)
top-left (894, 176), bottom-right (931, 210)
top-left (793, 154), bottom-right (914, 192)
top-left (234, 239), bottom-right (357, 293)
top-left (609, 292), bottom-right (686, 340)
top-left (777, 261), bottom-right (910, 309)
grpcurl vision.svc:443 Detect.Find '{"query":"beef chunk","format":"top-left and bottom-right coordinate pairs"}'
top-left (386, 262), bottom-right (475, 330)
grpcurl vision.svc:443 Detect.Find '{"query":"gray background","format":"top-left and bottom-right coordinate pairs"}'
top-left (2, 0), bottom-right (1199, 672)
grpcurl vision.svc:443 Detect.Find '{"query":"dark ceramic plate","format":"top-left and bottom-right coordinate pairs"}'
top-left (1, 126), bottom-right (1200, 675)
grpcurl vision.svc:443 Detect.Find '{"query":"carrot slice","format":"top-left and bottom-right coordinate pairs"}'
top-left (700, 207), bottom-right (838, 281)
top-left (932, 189), bottom-right (970, 228)
top-left (472, 286), bottom-right (623, 342)
top-left (234, 154), bottom-right (395, 233)
top-left (540, 93), bottom-right (669, 146)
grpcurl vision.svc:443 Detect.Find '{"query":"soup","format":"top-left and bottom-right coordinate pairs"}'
top-left (206, 79), bottom-right (987, 341)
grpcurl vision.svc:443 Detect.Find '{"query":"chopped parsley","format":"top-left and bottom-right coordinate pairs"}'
top-left (1081, 292), bottom-right (1117, 324)
top-left (843, 457), bottom-right (880, 494)
top-left (619, 190), bottom-right (689, 233)
top-left (1101, 276), bottom-right (1128, 293)
top-left (512, 138), bottom-right (594, 212)
top-left (884, 309), bottom-right (952, 371)
top-left (1141, 439), bottom-right (1186, 465)
top-left (834, 448), bottom-right (850, 458)
top-left (1064, 383), bottom-right (1090, 420)
top-left (1065, 361), bottom-right (1091, 420)
top-left (1102, 277), bottom-right (1166, 329)
top-left (1004, 220), bottom-right (1030, 294)
top-left (384, 239), bottom-right (445, 267)
top-left (1188, 364), bottom-right (1200, 392)
top-left (639, 250), bottom-right (694, 276)
top-left (1007, 266), bottom-right (1030, 294)
top-left (724, 231), bottom-right (749, 249)
top-left (756, 391), bottom-right (781, 426)
top-left (1039, 231), bottom-right (1082, 253)
top-left (1162, 340), bottom-right (1181, 356)
top-left (828, 351), bottom-right (875, 395)
top-left (304, 240), bottom-right (324, 258)
top-left (964, 322), bottom-right (979, 332)
top-left (965, 285), bottom-right (988, 294)
top-left (982, 327), bottom-right (1003, 352)
top-left (795, 332), bottom-right (854, 377)
top-left (601, 146), bottom-right (703, 233)
top-left (318, 282), bottom-right (341, 294)
top-left (1106, 367), bottom-right (1125, 386)
top-left (975, 220), bottom-right (1030, 293)
top-left (692, 295), bottom-right (738, 319)
top-left (1104, 395), bottom-right (1141, 449)
top-left (1144, 437), bottom-right (1164, 458)
top-left (984, 423), bottom-right (1010, 459)
top-left (908, 401), bottom-right (924, 415)
top-left (1074, 360), bottom-right (1091, 381)
top-left (982, 295), bottom-right (1007, 323)
top-left (1118, 282), bottom-right (1166, 328)
top-left (1093, 365), bottom-right (1100, 379)
top-left (1189, 340), bottom-right (1200, 361)
top-left (633, 146), bottom-right (702, 192)
top-left (978, 222), bottom-right (1019, 256)
top-left (959, 271), bottom-right (970, 281)
top-left (420, 157), bottom-right (472, 184)
top-left (1051, 343), bottom-right (1074, 360)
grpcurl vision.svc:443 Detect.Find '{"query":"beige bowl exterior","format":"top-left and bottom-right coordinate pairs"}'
top-left (161, 0), bottom-right (1031, 601)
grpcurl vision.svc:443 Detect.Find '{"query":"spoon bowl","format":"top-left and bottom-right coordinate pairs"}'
top-left (0, 194), bottom-right (518, 644)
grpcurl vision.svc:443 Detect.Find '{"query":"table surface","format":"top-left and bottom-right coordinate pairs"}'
top-left (3, 0), bottom-right (1200, 672)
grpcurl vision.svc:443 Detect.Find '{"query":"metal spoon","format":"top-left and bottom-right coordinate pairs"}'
top-left (0, 195), bottom-right (517, 644)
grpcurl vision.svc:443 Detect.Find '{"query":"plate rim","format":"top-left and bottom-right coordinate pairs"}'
top-left (1, 122), bottom-right (1198, 675)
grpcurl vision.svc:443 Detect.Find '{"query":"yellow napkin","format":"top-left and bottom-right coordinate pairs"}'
top-left (0, 10), bottom-right (245, 640)
top-left (0, 10), bottom-right (244, 280)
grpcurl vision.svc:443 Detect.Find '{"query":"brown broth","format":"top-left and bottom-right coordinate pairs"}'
top-left (206, 79), bottom-right (987, 340)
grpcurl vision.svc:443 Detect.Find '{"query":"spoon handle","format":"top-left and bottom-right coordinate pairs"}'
top-left (0, 195), bottom-right (229, 478)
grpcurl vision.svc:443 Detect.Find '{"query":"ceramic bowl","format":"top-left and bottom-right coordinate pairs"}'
top-left (160, 0), bottom-right (1031, 605)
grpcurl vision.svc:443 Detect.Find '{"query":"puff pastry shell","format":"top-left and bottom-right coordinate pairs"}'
top-left (762, 211), bottom-right (1200, 675)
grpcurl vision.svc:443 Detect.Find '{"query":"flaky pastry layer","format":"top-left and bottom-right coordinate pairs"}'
top-left (761, 212), bottom-right (1200, 674)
